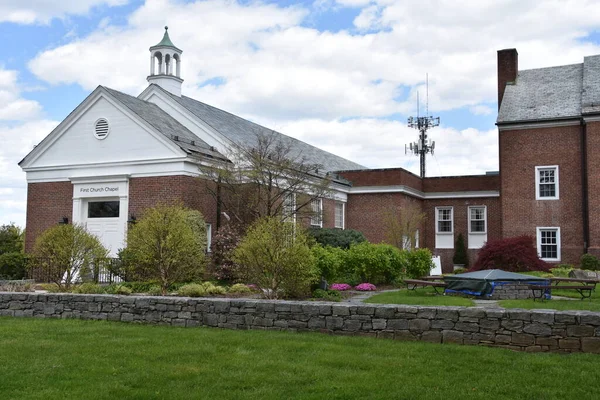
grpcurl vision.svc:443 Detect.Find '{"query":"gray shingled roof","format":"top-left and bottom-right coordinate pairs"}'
top-left (497, 63), bottom-right (583, 123)
top-left (103, 86), bottom-right (226, 160)
top-left (582, 55), bottom-right (600, 114)
top-left (150, 85), bottom-right (366, 172)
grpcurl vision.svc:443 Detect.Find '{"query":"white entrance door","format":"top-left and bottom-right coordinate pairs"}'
top-left (85, 200), bottom-right (124, 256)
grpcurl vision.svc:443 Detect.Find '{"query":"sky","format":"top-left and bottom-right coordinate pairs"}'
top-left (2, 0), bottom-right (600, 228)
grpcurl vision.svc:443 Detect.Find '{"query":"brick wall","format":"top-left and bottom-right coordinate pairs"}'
top-left (424, 197), bottom-right (502, 272)
top-left (585, 121), bottom-right (600, 257)
top-left (2, 293), bottom-right (600, 353)
top-left (499, 124), bottom-right (584, 265)
top-left (423, 174), bottom-right (499, 193)
top-left (339, 168), bottom-right (423, 190)
top-left (25, 182), bottom-right (73, 252)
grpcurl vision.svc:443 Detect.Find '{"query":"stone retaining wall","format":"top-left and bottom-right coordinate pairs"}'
top-left (1, 292), bottom-right (600, 354)
top-left (487, 283), bottom-right (536, 300)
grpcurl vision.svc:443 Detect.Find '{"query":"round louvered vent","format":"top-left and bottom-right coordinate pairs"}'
top-left (94, 118), bottom-right (110, 140)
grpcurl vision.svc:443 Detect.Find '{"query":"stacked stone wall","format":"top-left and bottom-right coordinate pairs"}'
top-left (1, 293), bottom-right (600, 353)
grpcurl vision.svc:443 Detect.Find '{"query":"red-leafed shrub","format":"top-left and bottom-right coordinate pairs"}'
top-left (470, 236), bottom-right (551, 272)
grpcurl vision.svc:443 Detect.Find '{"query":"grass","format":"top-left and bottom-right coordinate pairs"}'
top-left (364, 288), bottom-right (475, 307)
top-left (2, 318), bottom-right (600, 399)
top-left (500, 284), bottom-right (600, 311)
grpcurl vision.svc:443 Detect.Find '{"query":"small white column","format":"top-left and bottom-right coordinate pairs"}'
top-left (150, 54), bottom-right (155, 75)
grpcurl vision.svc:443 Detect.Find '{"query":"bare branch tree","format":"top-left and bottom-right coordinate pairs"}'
top-left (382, 201), bottom-right (426, 250)
top-left (199, 132), bottom-right (333, 228)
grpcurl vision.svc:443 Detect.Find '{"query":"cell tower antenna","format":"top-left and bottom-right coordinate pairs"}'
top-left (405, 74), bottom-right (440, 178)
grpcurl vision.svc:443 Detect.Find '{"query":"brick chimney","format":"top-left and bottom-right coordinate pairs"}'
top-left (497, 48), bottom-right (518, 110)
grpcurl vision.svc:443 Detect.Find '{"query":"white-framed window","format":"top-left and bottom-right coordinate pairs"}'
top-left (535, 166), bottom-right (559, 200)
top-left (435, 207), bottom-right (453, 249)
top-left (310, 198), bottom-right (323, 227)
top-left (334, 202), bottom-right (345, 229)
top-left (205, 223), bottom-right (212, 253)
top-left (536, 227), bottom-right (561, 261)
top-left (283, 193), bottom-right (296, 223)
top-left (468, 206), bottom-right (486, 234)
top-left (436, 207), bottom-right (453, 233)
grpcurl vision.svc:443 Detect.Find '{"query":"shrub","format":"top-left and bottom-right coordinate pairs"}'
top-left (209, 225), bottom-right (241, 282)
top-left (329, 283), bottom-right (352, 291)
top-left (311, 289), bottom-right (341, 302)
top-left (354, 283), bottom-right (376, 291)
top-left (38, 283), bottom-right (60, 293)
top-left (228, 283), bottom-right (252, 294)
top-left (0, 252), bottom-right (27, 280)
top-left (114, 285), bottom-right (132, 296)
top-left (342, 242), bottom-right (408, 285)
top-left (551, 264), bottom-right (574, 277)
top-left (0, 223), bottom-right (24, 254)
top-left (126, 205), bottom-right (208, 295)
top-left (119, 281), bottom-right (160, 294)
top-left (147, 285), bottom-right (162, 296)
top-left (311, 244), bottom-right (345, 282)
top-left (580, 254), bottom-right (600, 271)
top-left (452, 233), bottom-right (469, 266)
top-left (470, 236), bottom-right (550, 272)
top-left (178, 282), bottom-right (226, 297)
top-left (32, 224), bottom-right (108, 290)
top-left (307, 227), bottom-right (366, 249)
top-left (73, 283), bottom-right (104, 294)
top-left (406, 248), bottom-right (434, 278)
top-left (233, 217), bottom-right (316, 299)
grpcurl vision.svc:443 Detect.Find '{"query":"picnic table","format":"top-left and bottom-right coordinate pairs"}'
top-left (529, 277), bottom-right (597, 301)
top-left (418, 275), bottom-right (445, 282)
top-left (404, 279), bottom-right (448, 295)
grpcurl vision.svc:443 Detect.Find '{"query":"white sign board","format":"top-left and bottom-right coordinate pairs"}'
top-left (431, 256), bottom-right (442, 275)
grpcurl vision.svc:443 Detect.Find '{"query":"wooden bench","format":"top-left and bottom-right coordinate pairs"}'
top-left (405, 279), bottom-right (447, 295)
top-left (528, 284), bottom-right (594, 301)
top-left (550, 277), bottom-right (598, 287)
top-left (418, 276), bottom-right (445, 282)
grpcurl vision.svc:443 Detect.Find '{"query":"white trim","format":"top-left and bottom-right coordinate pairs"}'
top-left (535, 165), bottom-right (559, 200)
top-left (497, 119), bottom-right (580, 131)
top-left (345, 184), bottom-right (499, 199)
top-left (435, 206), bottom-right (453, 234)
top-left (468, 205), bottom-right (487, 234)
top-left (536, 227), bottom-right (561, 262)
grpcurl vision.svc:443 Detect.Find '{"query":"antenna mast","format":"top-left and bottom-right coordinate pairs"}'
top-left (405, 74), bottom-right (440, 178)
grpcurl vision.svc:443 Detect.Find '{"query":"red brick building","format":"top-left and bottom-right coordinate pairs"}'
top-left (19, 29), bottom-right (588, 272)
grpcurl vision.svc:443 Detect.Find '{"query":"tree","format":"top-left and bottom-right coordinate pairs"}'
top-left (32, 224), bottom-right (108, 290)
top-left (307, 227), bottom-right (366, 249)
top-left (126, 204), bottom-right (207, 295)
top-left (209, 224), bottom-right (241, 282)
top-left (233, 217), bottom-right (316, 299)
top-left (453, 233), bottom-right (469, 267)
top-left (200, 132), bottom-right (333, 228)
top-left (0, 223), bottom-right (24, 254)
top-left (0, 223), bottom-right (26, 280)
top-left (471, 236), bottom-right (550, 272)
top-left (382, 202), bottom-right (426, 250)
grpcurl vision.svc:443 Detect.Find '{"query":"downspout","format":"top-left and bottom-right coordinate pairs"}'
top-left (581, 118), bottom-right (590, 253)
top-left (216, 176), bottom-right (222, 230)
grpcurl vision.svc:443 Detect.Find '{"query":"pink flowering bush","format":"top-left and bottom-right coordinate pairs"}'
top-left (354, 283), bottom-right (377, 291)
top-left (329, 283), bottom-right (352, 291)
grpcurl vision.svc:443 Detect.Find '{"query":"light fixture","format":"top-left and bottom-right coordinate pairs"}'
top-left (58, 217), bottom-right (69, 225)
top-left (127, 215), bottom-right (137, 224)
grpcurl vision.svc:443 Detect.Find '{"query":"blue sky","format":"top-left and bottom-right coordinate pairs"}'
top-left (3, 0), bottom-right (600, 227)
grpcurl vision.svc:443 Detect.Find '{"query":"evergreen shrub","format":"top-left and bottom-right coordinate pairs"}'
top-left (307, 227), bottom-right (366, 249)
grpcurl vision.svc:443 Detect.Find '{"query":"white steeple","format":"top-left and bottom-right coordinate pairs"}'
top-left (147, 26), bottom-right (183, 96)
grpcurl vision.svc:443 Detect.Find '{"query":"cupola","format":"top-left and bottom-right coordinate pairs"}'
top-left (147, 26), bottom-right (183, 96)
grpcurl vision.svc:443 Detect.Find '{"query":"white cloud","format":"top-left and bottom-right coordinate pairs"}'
top-left (0, 120), bottom-right (59, 227)
top-left (0, 68), bottom-right (42, 121)
top-left (0, 0), bottom-right (128, 24)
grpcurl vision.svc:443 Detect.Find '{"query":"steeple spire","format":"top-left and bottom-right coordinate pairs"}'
top-left (147, 26), bottom-right (183, 96)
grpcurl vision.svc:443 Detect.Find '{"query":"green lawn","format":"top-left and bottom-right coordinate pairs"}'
top-left (500, 286), bottom-right (600, 311)
top-left (365, 288), bottom-right (475, 306)
top-left (2, 319), bottom-right (600, 400)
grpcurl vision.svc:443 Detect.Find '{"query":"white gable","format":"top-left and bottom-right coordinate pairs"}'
top-left (26, 95), bottom-right (183, 169)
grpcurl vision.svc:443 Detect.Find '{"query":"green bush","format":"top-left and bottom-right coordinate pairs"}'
top-left (311, 245), bottom-right (345, 282)
top-left (0, 252), bottom-right (27, 280)
top-left (38, 283), bottom-right (61, 293)
top-left (178, 282), bottom-right (227, 297)
top-left (228, 283), bottom-right (252, 294)
top-left (406, 248), bottom-right (434, 278)
top-left (580, 254), bottom-right (600, 271)
top-left (126, 205), bottom-right (208, 295)
top-left (147, 285), bottom-right (162, 296)
top-left (105, 284), bottom-right (132, 296)
top-left (551, 264), bottom-right (574, 277)
top-left (72, 283), bottom-right (104, 294)
top-left (119, 281), bottom-right (160, 293)
top-left (307, 227), bottom-right (366, 249)
top-left (233, 217), bottom-right (316, 299)
top-left (342, 242), bottom-right (407, 285)
top-left (311, 289), bottom-right (341, 302)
